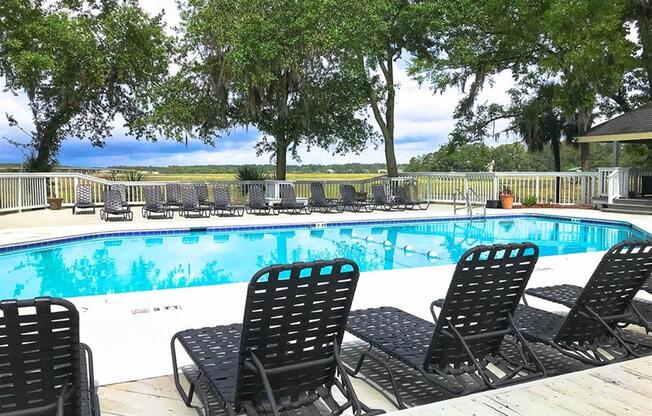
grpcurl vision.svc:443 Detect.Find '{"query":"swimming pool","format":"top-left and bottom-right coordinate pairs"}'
top-left (1, 215), bottom-right (648, 299)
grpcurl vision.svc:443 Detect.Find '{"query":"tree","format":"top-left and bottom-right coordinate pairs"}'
top-left (0, 0), bottom-right (170, 171)
top-left (149, 0), bottom-right (375, 180)
top-left (331, 0), bottom-right (430, 177)
top-left (411, 0), bottom-right (640, 172)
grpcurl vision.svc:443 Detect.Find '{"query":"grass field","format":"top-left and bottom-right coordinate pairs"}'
top-left (143, 173), bottom-right (380, 182)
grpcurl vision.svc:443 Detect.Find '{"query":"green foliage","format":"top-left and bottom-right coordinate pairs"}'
top-left (410, 0), bottom-right (651, 169)
top-left (147, 0), bottom-right (377, 179)
top-left (123, 170), bottom-right (145, 182)
top-left (500, 186), bottom-right (513, 196)
top-left (405, 141), bottom-right (614, 172)
top-left (522, 195), bottom-right (538, 207)
top-left (0, 0), bottom-right (171, 171)
top-left (235, 166), bottom-right (271, 181)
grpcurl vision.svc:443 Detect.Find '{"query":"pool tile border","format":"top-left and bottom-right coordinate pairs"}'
top-left (0, 213), bottom-right (648, 255)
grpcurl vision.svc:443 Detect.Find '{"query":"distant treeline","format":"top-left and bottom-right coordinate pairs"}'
top-left (107, 163), bottom-right (401, 174)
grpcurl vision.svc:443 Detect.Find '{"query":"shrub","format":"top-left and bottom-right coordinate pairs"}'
top-left (500, 186), bottom-right (513, 195)
top-left (522, 195), bottom-right (537, 207)
top-left (236, 166), bottom-right (271, 181)
top-left (123, 170), bottom-right (145, 181)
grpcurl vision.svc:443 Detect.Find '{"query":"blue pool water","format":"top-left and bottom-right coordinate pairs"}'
top-left (0, 216), bottom-right (648, 299)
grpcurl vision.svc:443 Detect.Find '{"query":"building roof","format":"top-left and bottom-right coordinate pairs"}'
top-left (577, 102), bottom-right (652, 143)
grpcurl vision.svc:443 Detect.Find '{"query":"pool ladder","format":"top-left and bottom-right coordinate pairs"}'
top-left (453, 188), bottom-right (486, 218)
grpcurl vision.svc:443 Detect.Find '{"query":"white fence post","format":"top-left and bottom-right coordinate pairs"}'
top-left (17, 177), bottom-right (22, 213)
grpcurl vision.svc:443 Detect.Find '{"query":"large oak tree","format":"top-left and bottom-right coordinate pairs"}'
top-left (0, 0), bottom-right (170, 171)
top-left (150, 0), bottom-right (375, 180)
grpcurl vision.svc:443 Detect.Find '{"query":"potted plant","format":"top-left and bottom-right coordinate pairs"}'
top-left (499, 186), bottom-right (514, 209)
top-left (47, 197), bottom-right (63, 210)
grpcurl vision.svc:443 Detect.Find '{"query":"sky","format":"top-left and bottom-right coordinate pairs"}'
top-left (0, 0), bottom-right (514, 168)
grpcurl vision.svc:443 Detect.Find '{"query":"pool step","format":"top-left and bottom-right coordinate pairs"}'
top-left (593, 196), bottom-right (652, 215)
top-left (601, 207), bottom-right (652, 215)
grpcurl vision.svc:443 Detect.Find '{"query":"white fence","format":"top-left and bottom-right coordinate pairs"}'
top-left (0, 169), bottom-right (629, 214)
top-left (386, 172), bottom-right (600, 205)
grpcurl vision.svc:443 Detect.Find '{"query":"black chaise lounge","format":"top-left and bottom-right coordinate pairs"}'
top-left (370, 185), bottom-right (404, 211)
top-left (100, 189), bottom-right (133, 221)
top-left (142, 186), bottom-right (174, 219)
top-left (339, 185), bottom-right (373, 212)
top-left (194, 183), bottom-right (214, 211)
top-left (346, 243), bottom-right (545, 408)
top-left (181, 185), bottom-right (211, 218)
top-left (309, 182), bottom-right (342, 213)
top-left (514, 240), bottom-right (652, 365)
top-left (73, 184), bottom-right (95, 214)
top-left (171, 259), bottom-right (383, 416)
top-left (246, 184), bottom-right (277, 215)
top-left (395, 186), bottom-right (430, 210)
top-left (164, 183), bottom-right (183, 211)
top-left (0, 297), bottom-right (100, 416)
top-left (275, 184), bottom-right (309, 214)
top-left (212, 185), bottom-right (245, 216)
top-left (110, 184), bottom-right (129, 208)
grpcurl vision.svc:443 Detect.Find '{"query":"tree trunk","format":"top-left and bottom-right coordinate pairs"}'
top-left (367, 54), bottom-right (399, 177)
top-left (634, 0), bottom-right (652, 97)
top-left (580, 143), bottom-right (590, 171)
top-left (31, 131), bottom-right (57, 172)
top-left (552, 138), bottom-right (561, 203)
top-left (276, 141), bottom-right (288, 180)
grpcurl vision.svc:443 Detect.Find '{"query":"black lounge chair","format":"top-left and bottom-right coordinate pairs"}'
top-left (246, 184), bottom-right (277, 215)
top-left (109, 184), bottom-right (129, 208)
top-left (0, 297), bottom-right (100, 416)
top-left (309, 182), bottom-right (342, 213)
top-left (346, 243), bottom-right (545, 408)
top-left (395, 186), bottom-right (430, 210)
top-left (100, 189), bottom-right (133, 221)
top-left (73, 184), bottom-right (95, 214)
top-left (514, 240), bottom-right (652, 365)
top-left (370, 185), bottom-right (404, 211)
top-left (181, 185), bottom-right (211, 218)
top-left (171, 259), bottom-right (383, 416)
top-left (275, 184), bottom-right (309, 214)
top-left (339, 184), bottom-right (373, 212)
top-left (142, 186), bottom-right (174, 219)
top-left (164, 183), bottom-right (183, 211)
top-left (211, 185), bottom-right (245, 216)
top-left (194, 183), bottom-right (213, 211)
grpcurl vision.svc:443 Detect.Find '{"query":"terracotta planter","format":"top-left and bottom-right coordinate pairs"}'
top-left (499, 194), bottom-right (514, 209)
top-left (47, 197), bottom-right (63, 210)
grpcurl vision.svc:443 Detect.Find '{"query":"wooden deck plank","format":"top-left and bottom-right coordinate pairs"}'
top-left (545, 377), bottom-right (650, 415)
top-left (389, 357), bottom-right (652, 416)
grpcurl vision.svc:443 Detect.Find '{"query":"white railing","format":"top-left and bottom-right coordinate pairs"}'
top-left (606, 167), bottom-right (631, 204)
top-left (0, 170), bottom-right (609, 214)
top-left (401, 171), bottom-right (600, 205)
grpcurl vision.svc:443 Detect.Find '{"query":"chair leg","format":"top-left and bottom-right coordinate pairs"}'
top-left (170, 335), bottom-right (196, 407)
top-left (345, 345), bottom-right (407, 410)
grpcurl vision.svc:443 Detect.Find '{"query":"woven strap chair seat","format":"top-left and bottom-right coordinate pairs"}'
top-left (512, 304), bottom-right (565, 342)
top-left (347, 307), bottom-right (432, 369)
top-left (525, 284), bottom-right (652, 325)
top-left (175, 324), bottom-right (242, 403)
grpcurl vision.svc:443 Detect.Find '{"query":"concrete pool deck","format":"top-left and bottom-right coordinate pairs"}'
top-left (2, 205), bottom-right (652, 415)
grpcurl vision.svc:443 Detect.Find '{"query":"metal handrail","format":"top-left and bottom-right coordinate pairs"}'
top-left (454, 187), bottom-right (486, 218)
top-left (453, 188), bottom-right (470, 215)
top-left (466, 187), bottom-right (487, 217)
